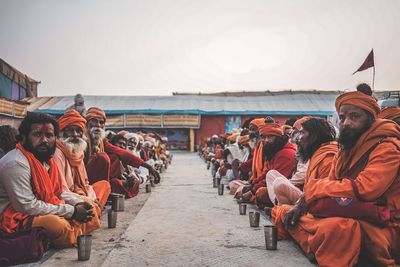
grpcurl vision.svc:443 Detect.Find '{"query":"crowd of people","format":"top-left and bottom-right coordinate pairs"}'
top-left (200, 84), bottom-right (400, 267)
top-left (0, 106), bottom-right (171, 264)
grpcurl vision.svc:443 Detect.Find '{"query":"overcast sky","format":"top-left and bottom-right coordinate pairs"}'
top-left (1, 0), bottom-right (399, 96)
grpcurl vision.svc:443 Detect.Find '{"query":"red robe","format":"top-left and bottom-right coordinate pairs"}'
top-left (104, 140), bottom-right (144, 199)
top-left (254, 142), bottom-right (296, 207)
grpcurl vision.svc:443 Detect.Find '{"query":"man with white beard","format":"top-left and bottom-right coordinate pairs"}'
top-left (54, 109), bottom-right (111, 216)
top-left (84, 107), bottom-right (160, 198)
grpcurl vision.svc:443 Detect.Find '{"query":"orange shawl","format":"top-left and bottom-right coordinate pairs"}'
top-left (0, 143), bottom-right (64, 233)
top-left (304, 141), bottom-right (338, 187)
top-left (251, 142), bottom-right (264, 180)
top-left (56, 140), bottom-right (88, 196)
top-left (334, 119), bottom-right (400, 179)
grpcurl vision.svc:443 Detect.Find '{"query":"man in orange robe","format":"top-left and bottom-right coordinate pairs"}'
top-left (236, 118), bottom-right (265, 200)
top-left (301, 88), bottom-right (400, 266)
top-left (0, 112), bottom-right (97, 247)
top-left (279, 86), bottom-right (400, 266)
top-left (379, 105), bottom-right (400, 125)
top-left (54, 109), bottom-right (111, 214)
top-left (271, 118), bottom-right (338, 242)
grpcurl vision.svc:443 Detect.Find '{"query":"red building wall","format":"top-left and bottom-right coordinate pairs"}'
top-left (196, 114), bottom-right (300, 147)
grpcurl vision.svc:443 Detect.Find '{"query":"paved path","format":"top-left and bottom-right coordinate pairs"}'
top-left (103, 152), bottom-right (312, 267)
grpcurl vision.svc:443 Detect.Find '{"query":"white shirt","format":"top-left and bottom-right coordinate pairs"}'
top-left (0, 149), bottom-right (75, 218)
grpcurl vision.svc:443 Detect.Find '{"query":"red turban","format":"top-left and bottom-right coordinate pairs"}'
top-left (259, 123), bottom-right (283, 136)
top-left (293, 116), bottom-right (312, 130)
top-left (335, 91), bottom-right (380, 118)
top-left (250, 118), bottom-right (265, 129)
top-left (86, 107), bottom-right (107, 122)
top-left (58, 109), bottom-right (86, 131)
top-left (379, 106), bottom-right (400, 120)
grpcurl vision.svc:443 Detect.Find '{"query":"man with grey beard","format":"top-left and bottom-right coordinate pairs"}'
top-left (84, 107), bottom-right (160, 198)
top-left (54, 109), bottom-right (111, 215)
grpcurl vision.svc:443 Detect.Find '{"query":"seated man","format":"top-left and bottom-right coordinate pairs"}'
top-left (271, 118), bottom-right (337, 237)
top-left (54, 109), bottom-right (111, 214)
top-left (109, 134), bottom-right (141, 198)
top-left (235, 118), bottom-right (266, 200)
top-left (0, 112), bottom-right (97, 247)
top-left (278, 85), bottom-right (400, 266)
top-left (253, 119), bottom-right (297, 208)
top-left (84, 107), bottom-right (160, 198)
top-left (265, 116), bottom-right (311, 205)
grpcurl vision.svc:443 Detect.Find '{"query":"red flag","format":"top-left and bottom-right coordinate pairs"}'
top-left (353, 49), bottom-right (374, 75)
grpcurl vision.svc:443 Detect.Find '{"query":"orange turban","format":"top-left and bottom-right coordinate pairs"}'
top-left (58, 109), bottom-right (86, 131)
top-left (86, 107), bottom-right (107, 122)
top-left (238, 135), bottom-right (250, 145)
top-left (293, 116), bottom-right (312, 130)
top-left (259, 123), bottom-right (283, 136)
top-left (250, 118), bottom-right (265, 129)
top-left (335, 91), bottom-right (380, 118)
top-left (379, 106), bottom-right (400, 120)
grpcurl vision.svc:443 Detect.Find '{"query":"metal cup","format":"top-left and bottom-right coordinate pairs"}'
top-left (249, 211), bottom-right (260, 227)
top-left (77, 234), bottom-right (92, 261)
top-left (264, 225), bottom-right (278, 250)
top-left (212, 178), bottom-right (217, 188)
top-left (108, 209), bottom-right (117, 228)
top-left (146, 183), bottom-right (151, 193)
top-left (239, 204), bottom-right (247, 215)
top-left (218, 183), bottom-right (224, 195)
top-left (111, 194), bottom-right (125, 212)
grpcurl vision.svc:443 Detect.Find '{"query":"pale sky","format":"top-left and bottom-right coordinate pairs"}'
top-left (1, 0), bottom-right (399, 96)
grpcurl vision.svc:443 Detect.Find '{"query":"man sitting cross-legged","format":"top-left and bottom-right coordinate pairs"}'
top-left (54, 109), bottom-right (111, 216)
top-left (0, 112), bottom-right (98, 247)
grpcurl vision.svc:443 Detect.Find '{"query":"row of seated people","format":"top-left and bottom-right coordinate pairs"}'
top-left (0, 106), bottom-right (169, 264)
top-left (200, 84), bottom-right (400, 267)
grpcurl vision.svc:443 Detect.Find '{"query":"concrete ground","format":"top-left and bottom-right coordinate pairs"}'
top-left (102, 152), bottom-right (312, 267)
top-left (31, 152), bottom-right (313, 267)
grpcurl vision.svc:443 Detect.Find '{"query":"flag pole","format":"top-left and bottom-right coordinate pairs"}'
top-left (372, 65), bottom-right (375, 91)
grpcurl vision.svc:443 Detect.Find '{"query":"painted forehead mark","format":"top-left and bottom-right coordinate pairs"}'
top-left (31, 123), bottom-right (55, 132)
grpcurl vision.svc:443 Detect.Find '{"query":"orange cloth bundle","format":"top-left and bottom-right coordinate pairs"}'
top-left (250, 118), bottom-right (265, 128)
top-left (379, 106), bottom-right (400, 120)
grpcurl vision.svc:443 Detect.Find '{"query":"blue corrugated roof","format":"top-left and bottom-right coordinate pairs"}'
top-left (34, 93), bottom-right (339, 116)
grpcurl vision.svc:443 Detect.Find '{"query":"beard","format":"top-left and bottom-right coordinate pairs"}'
top-left (296, 141), bottom-right (321, 162)
top-left (89, 127), bottom-right (106, 147)
top-left (338, 125), bottom-right (369, 151)
top-left (263, 135), bottom-right (288, 161)
top-left (23, 141), bottom-right (56, 162)
top-left (61, 135), bottom-right (87, 154)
